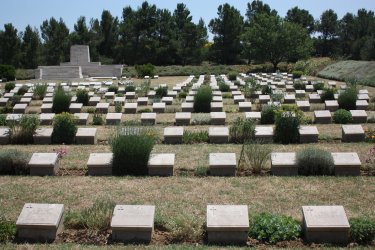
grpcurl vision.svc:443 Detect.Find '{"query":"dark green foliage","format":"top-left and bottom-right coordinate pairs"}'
top-left (108, 85), bottom-right (119, 93)
top-left (296, 147), bottom-right (335, 175)
top-left (178, 91), bottom-right (187, 99)
top-left (0, 114), bottom-right (6, 125)
top-left (193, 86), bottom-right (212, 113)
top-left (155, 86), bottom-right (168, 98)
top-left (17, 85), bottom-right (29, 96)
top-left (52, 112), bottom-right (77, 144)
top-left (0, 216), bottom-right (17, 242)
top-left (52, 87), bottom-right (71, 114)
top-left (0, 65), bottom-right (16, 81)
top-left (7, 115), bottom-right (40, 144)
top-left (320, 87), bottom-right (336, 102)
top-left (183, 131), bottom-right (209, 144)
top-left (4, 82), bottom-right (15, 92)
top-left (230, 117), bottom-right (256, 143)
top-left (219, 82), bottom-right (230, 92)
top-left (249, 213), bottom-right (301, 244)
top-left (260, 104), bottom-right (279, 124)
top-left (274, 111), bottom-right (300, 144)
top-left (10, 95), bottom-right (21, 106)
top-left (114, 102), bottom-right (122, 113)
top-left (124, 85), bottom-right (134, 92)
top-left (0, 150), bottom-right (30, 175)
top-left (92, 112), bottom-right (104, 125)
top-left (338, 87), bottom-right (358, 110)
top-left (33, 83), bottom-right (47, 100)
top-left (65, 198), bottom-right (115, 230)
top-left (0, 104), bottom-right (13, 114)
top-left (349, 217), bottom-right (375, 244)
top-left (292, 70), bottom-right (303, 79)
top-left (293, 81), bottom-right (305, 90)
top-left (313, 82), bottom-right (325, 91)
top-left (137, 108), bottom-right (152, 113)
top-left (110, 128), bottom-right (155, 176)
top-left (261, 85), bottom-right (272, 95)
top-left (228, 71), bottom-right (238, 81)
top-left (135, 63), bottom-right (155, 78)
top-left (76, 89), bottom-right (89, 106)
top-left (333, 109), bottom-right (353, 124)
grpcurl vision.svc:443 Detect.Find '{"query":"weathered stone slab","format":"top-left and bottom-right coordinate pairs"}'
top-left (181, 102), bottom-right (194, 112)
top-left (148, 153), bottom-right (175, 176)
top-left (0, 97), bottom-right (9, 106)
top-left (137, 97), bottom-right (148, 106)
top-left (33, 128), bottom-right (53, 144)
top-left (233, 95), bottom-right (245, 104)
top-left (299, 126), bottom-right (319, 143)
top-left (314, 110), bottom-right (331, 124)
top-left (213, 96), bottom-right (223, 102)
top-left (350, 110), bottom-right (367, 123)
top-left (295, 90), bottom-right (306, 98)
top-left (106, 113), bottom-right (122, 125)
top-left (164, 127), bottom-right (183, 144)
top-left (296, 101), bottom-right (310, 112)
top-left (29, 153), bottom-right (59, 176)
top-left (341, 125), bottom-right (365, 142)
top-left (325, 100), bottom-right (339, 112)
top-left (332, 152), bottom-right (361, 176)
top-left (283, 94), bottom-right (296, 104)
top-left (96, 103), bottom-right (109, 114)
top-left (75, 127), bottom-right (97, 144)
top-left (356, 100), bottom-right (368, 110)
top-left (74, 113), bottom-right (89, 125)
top-left (255, 126), bottom-right (274, 143)
top-left (210, 112), bottom-right (226, 125)
top-left (6, 114), bottom-right (22, 122)
top-left (16, 203), bottom-right (64, 243)
top-left (89, 96), bottom-right (101, 106)
top-left (259, 95), bottom-right (270, 104)
top-left (41, 103), bottom-right (53, 113)
top-left (302, 205), bottom-right (350, 244)
top-left (209, 153), bottom-right (236, 176)
top-left (210, 102), bottom-right (223, 112)
top-left (238, 102), bottom-right (252, 112)
top-left (271, 152), bottom-right (297, 176)
top-left (125, 92), bottom-right (136, 99)
top-left (87, 153), bottom-right (113, 176)
top-left (0, 127), bottom-right (10, 144)
top-left (111, 205), bottom-right (155, 243)
top-left (152, 102), bottom-right (165, 113)
top-left (309, 93), bottom-right (321, 103)
top-left (141, 112), bottom-right (156, 125)
top-left (124, 103), bottom-right (137, 114)
top-left (69, 103), bottom-right (83, 113)
top-left (175, 112), bottom-right (191, 126)
top-left (161, 96), bottom-right (173, 105)
top-left (245, 112), bottom-right (261, 120)
top-left (13, 103), bottom-right (27, 114)
top-left (39, 113), bottom-right (55, 125)
top-left (209, 127), bottom-right (229, 144)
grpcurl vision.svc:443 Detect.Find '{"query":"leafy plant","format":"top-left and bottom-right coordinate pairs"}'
top-left (293, 80), bottom-right (305, 90)
top-left (92, 112), bottom-right (104, 125)
top-left (4, 82), bottom-right (15, 92)
top-left (114, 102), bottom-right (122, 113)
top-left (313, 82), bottom-right (325, 91)
top-left (249, 213), bottom-right (301, 244)
top-left (274, 111), bottom-right (300, 144)
top-left (349, 216), bottom-right (375, 244)
top-left (320, 87), bottom-right (336, 102)
top-left (333, 109), bottom-right (353, 124)
top-left (219, 82), bottom-right (230, 92)
top-left (0, 149), bottom-right (30, 175)
top-left (193, 86), bottom-right (212, 113)
top-left (108, 85), bottom-right (119, 93)
top-left (33, 83), bottom-right (47, 100)
top-left (76, 89), bottom-right (89, 106)
top-left (0, 216), bottom-right (17, 242)
top-left (17, 85), bottom-right (29, 96)
top-left (155, 86), bottom-right (168, 98)
top-left (52, 86), bottom-right (71, 114)
top-left (228, 71), bottom-right (237, 81)
top-left (296, 147), bottom-right (335, 176)
top-left (7, 115), bottom-right (40, 144)
top-left (110, 127), bottom-right (155, 176)
top-left (230, 117), bottom-right (256, 143)
top-left (0, 114), bottom-right (6, 125)
top-left (52, 112), bottom-right (77, 144)
top-left (261, 85), bottom-right (272, 95)
top-left (260, 104), bottom-right (279, 124)
top-left (338, 86), bottom-right (358, 110)
top-left (135, 63), bottom-right (155, 78)
top-left (292, 70), bottom-right (303, 79)
top-left (178, 91), bottom-right (187, 99)
top-left (241, 141), bottom-right (272, 174)
top-left (183, 130), bottom-right (209, 144)
top-left (0, 64), bottom-right (16, 81)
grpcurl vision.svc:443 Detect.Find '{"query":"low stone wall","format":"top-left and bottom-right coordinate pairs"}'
top-left (35, 66), bottom-right (82, 80)
top-left (82, 65), bottom-right (123, 78)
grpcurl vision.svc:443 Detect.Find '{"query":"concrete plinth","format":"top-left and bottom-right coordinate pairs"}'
top-left (75, 128), bottom-right (97, 144)
top-left (209, 153), bottom-right (236, 176)
top-left (148, 153), bottom-right (175, 176)
top-left (87, 153), bottom-right (113, 176)
top-left (28, 153), bottom-right (59, 176)
top-left (271, 152), bottom-right (297, 176)
top-left (209, 127), bottom-right (229, 144)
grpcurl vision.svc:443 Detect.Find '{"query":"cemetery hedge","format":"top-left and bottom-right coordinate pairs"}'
top-left (193, 86), bottom-right (212, 113)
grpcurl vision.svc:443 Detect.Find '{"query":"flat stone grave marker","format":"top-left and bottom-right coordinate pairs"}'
top-left (0, 127), bottom-right (10, 144)
top-left (114, 96), bottom-right (125, 104)
top-left (96, 103), bottom-right (109, 114)
top-left (181, 102), bottom-right (193, 112)
top-left (152, 102), bottom-right (166, 113)
top-left (350, 110), bottom-right (367, 123)
top-left (137, 97), bottom-right (148, 106)
top-left (309, 93), bottom-right (321, 103)
top-left (16, 203), bottom-right (64, 243)
top-left (75, 127), bottom-right (97, 144)
top-left (42, 97), bottom-right (53, 103)
top-left (210, 102), bottom-right (223, 112)
top-left (295, 90), bottom-right (306, 98)
top-left (259, 95), bottom-right (270, 104)
top-left (87, 153), bottom-right (113, 175)
top-left (106, 113), bottom-right (122, 125)
top-left (325, 100), bottom-right (339, 112)
top-left (125, 92), bottom-right (136, 99)
top-left (332, 152), bottom-right (361, 176)
top-left (141, 112), bottom-right (156, 125)
top-left (164, 126), bottom-right (183, 144)
top-left (271, 152), bottom-right (297, 176)
top-left (167, 91), bottom-right (177, 98)
top-left (13, 103), bottom-right (27, 114)
top-left (185, 96), bottom-right (194, 102)
top-left (357, 93), bottom-right (369, 101)
top-left (305, 85), bottom-right (314, 92)
top-left (209, 153), bottom-right (236, 176)
top-left (161, 96), bottom-right (173, 105)
top-left (111, 205), bottom-right (155, 243)
top-left (233, 95), bottom-right (245, 104)
top-left (210, 112), bottom-right (226, 125)
top-left (28, 153), bottom-right (59, 176)
top-left (299, 126), bottom-right (319, 143)
top-left (0, 97), bottom-right (9, 106)
top-left (296, 101), bottom-right (310, 112)
top-left (39, 113), bottom-right (55, 125)
top-left (148, 153), bottom-right (175, 176)
top-left (206, 205), bottom-right (249, 244)
top-left (283, 94), bottom-right (296, 104)
top-left (245, 112), bottom-right (261, 121)
top-left (89, 96), bottom-right (101, 106)
top-left (356, 100), bottom-right (368, 110)
top-left (212, 96), bottom-right (223, 102)
top-left (104, 91), bottom-right (115, 99)
top-left (209, 127), bottom-right (229, 144)
top-left (20, 97), bottom-right (32, 104)
top-left (302, 205), bottom-right (350, 244)
top-left (74, 113), bottom-right (89, 125)
top-left (33, 128), bottom-right (53, 144)
top-left (124, 103), bottom-right (137, 114)
top-left (147, 91), bottom-right (156, 98)
top-left (175, 112), bottom-right (191, 126)
top-left (238, 102), bottom-right (252, 112)
top-left (255, 126), bottom-right (274, 142)
top-left (314, 110), bottom-right (332, 124)
top-left (341, 125), bottom-right (365, 142)
top-left (69, 103), bottom-right (83, 113)
top-left (41, 103), bottom-right (53, 113)
top-left (6, 113), bottom-right (22, 122)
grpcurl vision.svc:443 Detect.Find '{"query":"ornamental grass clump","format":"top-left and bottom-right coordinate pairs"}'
top-left (296, 147), bottom-right (334, 176)
top-left (193, 86), bottom-right (212, 113)
top-left (52, 86), bottom-right (71, 114)
top-left (7, 114), bottom-right (40, 144)
top-left (0, 149), bottom-right (30, 175)
top-left (274, 111), bottom-right (300, 144)
top-left (229, 117), bottom-right (256, 143)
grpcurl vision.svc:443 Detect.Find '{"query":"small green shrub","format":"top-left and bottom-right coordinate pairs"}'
top-left (52, 112), bottom-right (77, 144)
top-left (219, 82), bottom-right (230, 92)
top-left (292, 70), bottom-right (303, 79)
top-left (0, 65), bottom-right (16, 81)
top-left (228, 71), bottom-right (237, 81)
top-left (114, 102), bottom-right (122, 113)
top-left (274, 111), bottom-right (300, 144)
top-left (0, 216), bottom-right (17, 242)
top-left (338, 87), bottom-right (358, 110)
top-left (296, 147), bottom-right (334, 175)
top-left (4, 82), bottom-right (15, 92)
top-left (183, 130), bottom-right (209, 144)
top-left (85, 107), bottom-right (96, 114)
top-left (241, 141), bottom-right (272, 174)
top-left (271, 93), bottom-right (283, 102)
top-left (52, 86), bottom-right (71, 114)
top-left (0, 150), bottom-right (30, 175)
top-left (293, 81), bottom-right (305, 90)
top-left (65, 198), bottom-right (115, 230)
top-left (260, 104), bottom-right (279, 124)
top-left (92, 112), bottom-right (104, 125)
top-left (137, 108), bottom-right (152, 113)
top-left (191, 114), bottom-right (210, 125)
top-left (10, 95), bottom-right (21, 106)
top-left (7, 115), bottom-right (40, 144)
top-left (194, 165), bottom-right (209, 177)
top-left (320, 88), bottom-right (336, 102)
top-left (155, 86), bottom-right (168, 98)
top-left (350, 217), bottom-right (375, 244)
top-left (178, 91), bottom-right (187, 99)
top-left (222, 92), bottom-right (232, 99)
top-left (193, 86), bottom-right (212, 113)
top-left (0, 104), bottom-right (13, 114)
top-left (333, 109), bottom-right (353, 124)
top-left (76, 89), bottom-right (89, 106)
top-left (17, 85), bottom-right (29, 96)
top-left (135, 63), bottom-right (155, 78)
top-left (108, 85), bottom-right (119, 93)
top-left (249, 213), bottom-right (301, 244)
top-left (313, 82), bottom-right (325, 91)
top-left (261, 85), bottom-right (272, 95)
top-left (110, 127), bottom-right (155, 176)
top-left (33, 83), bottom-right (47, 100)
top-left (0, 114), bottom-right (6, 125)
top-left (230, 117), bottom-right (256, 143)
top-left (124, 85), bottom-right (134, 92)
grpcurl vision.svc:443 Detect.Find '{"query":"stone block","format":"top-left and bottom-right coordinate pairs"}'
top-left (41, 103), bottom-right (53, 113)
top-left (206, 205), bottom-right (249, 244)
top-left (302, 206), bottom-right (350, 244)
top-left (210, 112), bottom-right (226, 125)
top-left (20, 97), bottom-right (32, 104)
top-left (213, 96), bottom-right (223, 102)
top-left (106, 113), bottom-right (122, 125)
top-left (152, 103), bottom-right (165, 113)
top-left (342, 125), bottom-right (365, 142)
top-left (305, 85), bottom-right (314, 92)
top-left (69, 103), bottom-right (83, 113)
top-left (161, 97), bottom-right (173, 105)
top-left (105, 92), bottom-right (115, 99)
top-left (111, 205), bottom-right (155, 243)
top-left (75, 127), bottom-right (97, 144)
top-left (325, 100), bottom-right (339, 112)
top-left (299, 126), bottom-right (319, 143)
top-left (181, 102), bottom-right (194, 112)
top-left (137, 97), bottom-right (148, 106)
top-left (296, 101), bottom-right (310, 112)
top-left (39, 113), bottom-right (55, 125)
top-left (332, 152), bottom-right (361, 176)
top-left (245, 112), bottom-right (261, 121)
top-left (255, 126), bottom-right (274, 142)
top-left (314, 110), bottom-right (331, 124)
top-left (13, 103), bottom-right (27, 114)
top-left (148, 153), bottom-right (175, 176)
top-left (209, 127), bottom-right (229, 144)
top-left (96, 103), bottom-right (109, 113)
top-left (209, 153), bottom-right (236, 176)
top-left (186, 96), bottom-right (194, 102)
top-left (6, 114), bottom-right (22, 122)
top-left (356, 100), bottom-right (368, 110)
top-left (16, 203), bottom-right (64, 243)
top-left (0, 127), bottom-right (10, 144)
top-left (87, 153), bottom-right (113, 176)
top-left (283, 94), bottom-right (296, 104)
top-left (295, 90), bottom-right (306, 98)
top-left (0, 97), bottom-right (9, 106)
top-left (350, 110), bottom-right (367, 123)
top-left (164, 127), bottom-right (183, 144)
top-left (33, 128), bottom-right (53, 144)
top-left (309, 94), bottom-right (321, 103)
top-left (125, 92), bottom-right (136, 99)
top-left (233, 95), bottom-right (245, 104)
top-left (89, 96), bottom-right (101, 106)
top-left (74, 113), bottom-right (89, 125)
top-left (29, 153), bottom-right (59, 176)
top-left (124, 103), bottom-right (137, 114)
top-left (175, 112), bottom-right (191, 126)
top-left (271, 152), bottom-right (297, 176)
top-left (238, 102), bottom-right (252, 112)
top-left (259, 95), bottom-right (270, 104)
top-left (141, 113), bottom-right (156, 125)
top-left (210, 102), bottom-right (223, 112)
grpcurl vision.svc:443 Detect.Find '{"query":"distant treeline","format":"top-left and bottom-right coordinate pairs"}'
top-left (0, 1), bottom-right (374, 69)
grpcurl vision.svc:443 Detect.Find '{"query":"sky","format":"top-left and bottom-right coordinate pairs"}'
top-left (1, 0), bottom-right (375, 40)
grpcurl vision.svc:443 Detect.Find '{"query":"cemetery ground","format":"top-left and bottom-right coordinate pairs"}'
top-left (0, 75), bottom-right (375, 248)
